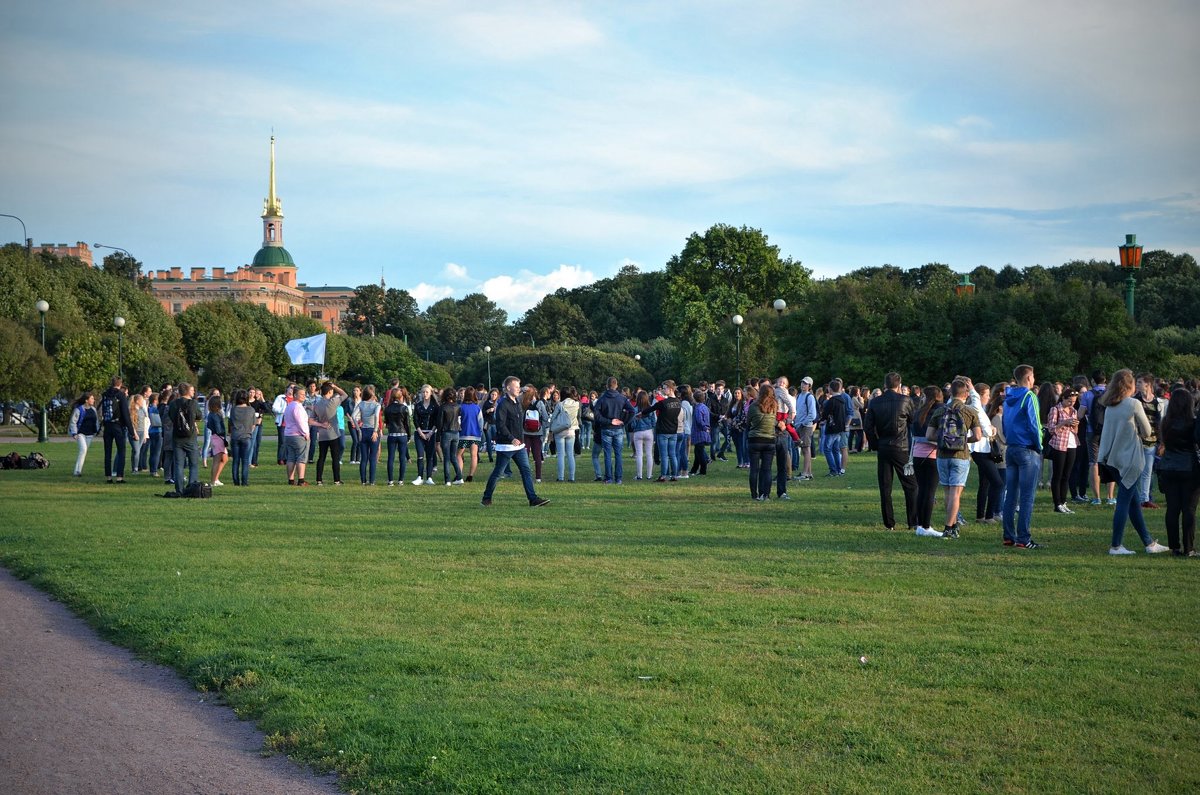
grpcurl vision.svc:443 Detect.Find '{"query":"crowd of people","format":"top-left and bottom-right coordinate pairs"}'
top-left (66, 366), bottom-right (1200, 556)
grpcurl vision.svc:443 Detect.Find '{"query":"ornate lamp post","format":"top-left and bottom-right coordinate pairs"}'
top-left (954, 274), bottom-right (976, 296)
top-left (524, 331), bottom-right (536, 348)
top-left (484, 345), bottom-right (492, 390)
top-left (1118, 233), bottom-right (1143, 319)
top-left (773, 298), bottom-right (787, 315)
top-left (36, 299), bottom-right (49, 442)
top-left (732, 314), bottom-right (744, 387)
top-left (113, 316), bottom-right (126, 377)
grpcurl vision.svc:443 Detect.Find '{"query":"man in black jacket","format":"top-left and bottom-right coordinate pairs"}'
top-left (481, 376), bottom-right (549, 507)
top-left (594, 377), bottom-right (632, 484)
top-left (99, 376), bottom-right (132, 483)
top-left (864, 372), bottom-right (918, 531)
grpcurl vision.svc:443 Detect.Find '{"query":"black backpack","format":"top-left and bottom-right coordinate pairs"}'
top-left (1089, 394), bottom-right (1107, 436)
top-left (184, 482), bottom-right (213, 498)
top-left (173, 399), bottom-right (196, 438)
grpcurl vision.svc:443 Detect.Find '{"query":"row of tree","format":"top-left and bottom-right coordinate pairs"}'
top-left (1, 225), bottom-right (1195, 419)
top-left (0, 246), bottom-right (452, 418)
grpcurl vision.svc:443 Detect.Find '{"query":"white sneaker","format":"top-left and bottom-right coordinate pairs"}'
top-left (1145, 541), bottom-right (1170, 554)
top-left (1054, 504), bottom-right (1073, 514)
top-left (1109, 546), bottom-right (1136, 555)
top-left (445, 481), bottom-right (453, 486)
top-left (425, 478), bottom-right (434, 485)
top-left (915, 526), bottom-right (943, 538)
top-left (452, 479), bottom-right (465, 485)
top-left (411, 477), bottom-right (424, 486)
top-left (212, 479), bottom-right (224, 487)
top-left (387, 481), bottom-right (394, 486)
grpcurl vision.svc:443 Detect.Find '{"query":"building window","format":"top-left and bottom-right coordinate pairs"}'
top-left (172, 303), bottom-right (182, 314)
top-left (311, 311), bottom-right (323, 320)
top-left (267, 223), bottom-right (275, 242)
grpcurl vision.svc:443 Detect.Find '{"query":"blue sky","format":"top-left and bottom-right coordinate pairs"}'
top-left (2, 1), bottom-right (1197, 317)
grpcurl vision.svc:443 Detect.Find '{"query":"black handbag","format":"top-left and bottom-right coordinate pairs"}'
top-left (1098, 462), bottom-right (1120, 484)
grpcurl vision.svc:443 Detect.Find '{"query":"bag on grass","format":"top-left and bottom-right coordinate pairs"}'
top-left (183, 482), bottom-right (213, 498)
top-left (22, 452), bottom-right (49, 469)
top-left (2, 451), bottom-right (23, 470)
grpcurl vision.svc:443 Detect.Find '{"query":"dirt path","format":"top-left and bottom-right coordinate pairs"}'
top-left (0, 568), bottom-right (342, 795)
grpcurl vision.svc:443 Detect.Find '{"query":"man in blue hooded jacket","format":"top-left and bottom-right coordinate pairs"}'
top-left (1001, 364), bottom-right (1044, 548)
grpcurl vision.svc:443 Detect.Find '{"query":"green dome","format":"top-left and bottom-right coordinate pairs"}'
top-left (252, 246), bottom-right (296, 267)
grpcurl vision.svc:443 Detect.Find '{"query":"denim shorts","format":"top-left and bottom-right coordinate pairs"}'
top-left (937, 456), bottom-right (970, 487)
top-left (282, 435), bottom-right (308, 464)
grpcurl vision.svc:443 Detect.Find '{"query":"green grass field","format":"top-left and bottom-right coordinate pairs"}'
top-left (1, 439), bottom-right (1197, 793)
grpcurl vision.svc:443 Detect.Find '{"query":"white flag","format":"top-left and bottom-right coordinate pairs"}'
top-left (285, 333), bottom-right (327, 365)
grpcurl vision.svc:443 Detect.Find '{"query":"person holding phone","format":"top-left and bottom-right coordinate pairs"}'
top-left (1047, 387), bottom-right (1082, 514)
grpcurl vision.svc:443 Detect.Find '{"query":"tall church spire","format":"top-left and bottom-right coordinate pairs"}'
top-left (261, 135), bottom-right (283, 247)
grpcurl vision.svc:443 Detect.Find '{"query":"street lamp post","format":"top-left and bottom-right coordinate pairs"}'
top-left (114, 316), bottom-right (126, 377)
top-left (732, 314), bottom-right (744, 387)
top-left (773, 298), bottom-right (787, 315)
top-left (93, 243), bottom-right (136, 283)
top-left (524, 331), bottom-right (536, 348)
top-left (2, 213), bottom-right (30, 260)
top-left (1118, 233), bottom-right (1143, 320)
top-left (484, 345), bottom-right (492, 390)
top-left (36, 300), bottom-right (49, 442)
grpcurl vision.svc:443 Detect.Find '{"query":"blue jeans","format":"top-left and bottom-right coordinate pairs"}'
top-left (483, 447), bottom-right (539, 503)
top-left (601, 428), bottom-right (624, 482)
top-left (714, 422), bottom-right (730, 457)
top-left (733, 428), bottom-right (748, 466)
top-left (1138, 446), bottom-right (1155, 503)
top-left (359, 429), bottom-right (379, 484)
top-left (147, 433), bottom-right (162, 475)
top-left (1002, 446), bottom-right (1041, 544)
top-left (657, 433), bottom-right (679, 478)
top-left (250, 423), bottom-right (263, 466)
top-left (555, 431), bottom-right (576, 481)
top-left (231, 437), bottom-right (252, 485)
top-left (821, 430), bottom-right (842, 474)
top-left (592, 441), bottom-right (602, 478)
top-left (676, 434), bottom-right (688, 473)
top-left (173, 439), bottom-right (199, 493)
top-left (387, 435), bottom-right (408, 482)
top-left (441, 431), bottom-right (462, 482)
top-left (1112, 479), bottom-right (1154, 548)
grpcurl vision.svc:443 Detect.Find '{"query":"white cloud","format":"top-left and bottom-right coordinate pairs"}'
top-left (479, 264), bottom-right (596, 315)
top-left (443, 262), bottom-right (469, 280)
top-left (410, 282), bottom-right (455, 307)
top-left (445, 5), bottom-right (604, 60)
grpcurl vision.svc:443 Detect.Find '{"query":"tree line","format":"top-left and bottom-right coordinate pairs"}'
top-left (2, 225), bottom-right (1194, 419)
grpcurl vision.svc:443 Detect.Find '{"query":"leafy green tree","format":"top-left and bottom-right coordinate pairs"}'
top-left (596, 337), bottom-right (678, 385)
top-left (343, 285), bottom-right (423, 342)
top-left (423, 293), bottom-right (507, 361)
top-left (663, 224), bottom-right (811, 378)
top-left (514, 295), bottom-right (594, 347)
top-left (0, 318), bottom-right (58, 406)
top-left (555, 264), bottom-right (668, 343)
top-left (175, 301), bottom-right (269, 374)
top-left (100, 250), bottom-right (142, 283)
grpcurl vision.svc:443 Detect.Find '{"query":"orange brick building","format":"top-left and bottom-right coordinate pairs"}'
top-left (148, 137), bottom-right (354, 333)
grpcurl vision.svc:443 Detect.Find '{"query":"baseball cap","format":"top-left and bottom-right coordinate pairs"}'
top-left (801, 376), bottom-right (813, 386)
